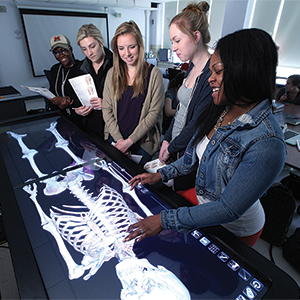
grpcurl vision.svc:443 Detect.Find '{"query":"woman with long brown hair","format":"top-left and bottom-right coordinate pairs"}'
top-left (102, 21), bottom-right (164, 165)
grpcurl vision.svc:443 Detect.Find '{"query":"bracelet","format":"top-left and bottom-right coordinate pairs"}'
top-left (125, 139), bottom-right (132, 147)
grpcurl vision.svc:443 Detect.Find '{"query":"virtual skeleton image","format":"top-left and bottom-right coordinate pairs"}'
top-left (7, 121), bottom-right (191, 300)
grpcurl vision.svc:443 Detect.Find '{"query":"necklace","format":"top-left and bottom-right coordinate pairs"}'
top-left (214, 106), bottom-right (230, 131)
top-left (214, 103), bottom-right (257, 131)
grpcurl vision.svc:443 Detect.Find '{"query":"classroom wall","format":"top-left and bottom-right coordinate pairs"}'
top-left (1, 0), bottom-right (298, 90)
top-left (0, 0), bottom-right (149, 91)
top-left (0, 0), bottom-right (241, 90)
top-left (0, 1), bottom-right (35, 89)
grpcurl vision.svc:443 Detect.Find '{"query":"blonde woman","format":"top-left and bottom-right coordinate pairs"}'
top-left (76, 24), bottom-right (113, 137)
top-left (102, 21), bottom-right (164, 165)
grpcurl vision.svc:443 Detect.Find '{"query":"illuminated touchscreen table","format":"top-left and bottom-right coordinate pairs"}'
top-left (0, 114), bottom-right (299, 300)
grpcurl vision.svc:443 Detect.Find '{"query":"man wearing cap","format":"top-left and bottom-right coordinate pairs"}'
top-left (48, 34), bottom-right (82, 125)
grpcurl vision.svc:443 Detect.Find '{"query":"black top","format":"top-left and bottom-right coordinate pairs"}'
top-left (79, 47), bottom-right (113, 99)
top-left (49, 59), bottom-right (83, 126)
top-left (49, 48), bottom-right (113, 138)
top-left (79, 47), bottom-right (113, 137)
top-left (163, 86), bottom-right (179, 134)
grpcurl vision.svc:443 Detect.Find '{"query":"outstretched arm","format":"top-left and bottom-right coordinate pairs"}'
top-left (129, 172), bottom-right (162, 190)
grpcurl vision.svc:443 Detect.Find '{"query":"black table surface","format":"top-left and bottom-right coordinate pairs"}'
top-left (0, 112), bottom-right (299, 300)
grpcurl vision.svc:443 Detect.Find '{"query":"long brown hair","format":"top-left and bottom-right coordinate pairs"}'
top-left (111, 20), bottom-right (149, 99)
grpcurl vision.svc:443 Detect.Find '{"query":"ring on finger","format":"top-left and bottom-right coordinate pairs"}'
top-left (140, 228), bottom-right (144, 235)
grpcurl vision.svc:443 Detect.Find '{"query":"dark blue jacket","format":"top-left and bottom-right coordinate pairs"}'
top-left (164, 59), bottom-right (212, 157)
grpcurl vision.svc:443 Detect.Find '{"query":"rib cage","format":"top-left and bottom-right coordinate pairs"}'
top-left (6, 123), bottom-right (191, 300)
top-left (50, 183), bottom-right (138, 261)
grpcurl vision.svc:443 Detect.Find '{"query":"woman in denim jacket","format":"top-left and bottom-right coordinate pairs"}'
top-left (125, 29), bottom-right (286, 247)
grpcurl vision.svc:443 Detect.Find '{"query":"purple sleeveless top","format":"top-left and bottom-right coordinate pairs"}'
top-left (117, 64), bottom-right (154, 135)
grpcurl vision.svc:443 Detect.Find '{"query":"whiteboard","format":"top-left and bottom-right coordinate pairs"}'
top-left (20, 9), bottom-right (109, 77)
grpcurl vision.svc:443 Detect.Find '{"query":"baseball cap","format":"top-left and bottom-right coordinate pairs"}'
top-left (50, 34), bottom-right (71, 51)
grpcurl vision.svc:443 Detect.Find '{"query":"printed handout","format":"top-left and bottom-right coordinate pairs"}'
top-left (21, 85), bottom-right (55, 98)
top-left (69, 74), bottom-right (98, 107)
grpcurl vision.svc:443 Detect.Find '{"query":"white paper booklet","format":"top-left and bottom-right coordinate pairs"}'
top-left (144, 158), bottom-right (166, 173)
top-left (69, 74), bottom-right (98, 107)
top-left (21, 85), bottom-right (55, 98)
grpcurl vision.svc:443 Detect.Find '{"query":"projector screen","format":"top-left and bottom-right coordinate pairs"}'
top-left (20, 9), bottom-right (109, 77)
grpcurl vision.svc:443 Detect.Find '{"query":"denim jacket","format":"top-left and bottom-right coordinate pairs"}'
top-left (159, 99), bottom-right (286, 233)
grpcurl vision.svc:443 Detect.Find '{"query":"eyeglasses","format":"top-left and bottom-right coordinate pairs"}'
top-left (53, 48), bottom-right (70, 58)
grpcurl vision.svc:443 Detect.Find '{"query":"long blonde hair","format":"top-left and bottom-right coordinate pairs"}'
top-left (170, 1), bottom-right (211, 47)
top-left (111, 20), bottom-right (149, 99)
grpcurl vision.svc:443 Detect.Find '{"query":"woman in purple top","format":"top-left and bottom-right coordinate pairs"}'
top-left (102, 21), bottom-right (164, 165)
